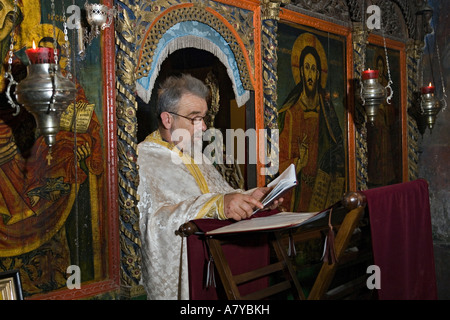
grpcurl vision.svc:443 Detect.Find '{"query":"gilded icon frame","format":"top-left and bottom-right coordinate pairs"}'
top-left (276, 10), bottom-right (354, 212)
top-left (0, 0), bottom-right (120, 300)
top-left (0, 270), bottom-right (23, 300)
top-left (365, 34), bottom-right (407, 188)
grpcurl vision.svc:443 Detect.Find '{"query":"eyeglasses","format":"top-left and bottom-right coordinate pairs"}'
top-left (168, 112), bottom-right (207, 125)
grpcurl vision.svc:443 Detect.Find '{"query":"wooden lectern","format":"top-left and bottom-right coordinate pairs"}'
top-left (177, 191), bottom-right (369, 300)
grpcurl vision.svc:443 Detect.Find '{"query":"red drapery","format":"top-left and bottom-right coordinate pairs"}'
top-left (188, 180), bottom-right (438, 300)
top-left (362, 179), bottom-right (437, 300)
top-left (187, 211), bottom-right (278, 299)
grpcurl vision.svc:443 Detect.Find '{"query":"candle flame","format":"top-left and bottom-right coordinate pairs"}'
top-left (428, 82), bottom-right (432, 87)
top-left (32, 40), bottom-right (36, 49)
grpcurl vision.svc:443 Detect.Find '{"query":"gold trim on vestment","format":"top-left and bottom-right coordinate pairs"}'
top-left (145, 130), bottom-right (226, 220)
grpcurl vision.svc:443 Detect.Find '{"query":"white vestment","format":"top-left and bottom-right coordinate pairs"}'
top-left (137, 130), bottom-right (241, 299)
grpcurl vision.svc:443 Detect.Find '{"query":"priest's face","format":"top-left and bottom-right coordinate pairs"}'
top-left (170, 92), bottom-right (208, 155)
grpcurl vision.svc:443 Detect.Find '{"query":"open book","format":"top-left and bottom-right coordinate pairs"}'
top-left (252, 163), bottom-right (298, 214)
top-left (205, 197), bottom-right (349, 236)
top-left (206, 210), bottom-right (327, 236)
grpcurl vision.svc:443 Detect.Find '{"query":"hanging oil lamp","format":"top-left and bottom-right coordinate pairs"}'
top-left (84, 2), bottom-right (116, 44)
top-left (15, 41), bottom-right (76, 147)
top-left (78, 2), bottom-right (116, 58)
top-left (85, 2), bottom-right (115, 31)
top-left (420, 83), bottom-right (441, 131)
top-left (361, 68), bottom-right (386, 124)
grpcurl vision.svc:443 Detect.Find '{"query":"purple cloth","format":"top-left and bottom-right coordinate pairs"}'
top-left (362, 179), bottom-right (437, 300)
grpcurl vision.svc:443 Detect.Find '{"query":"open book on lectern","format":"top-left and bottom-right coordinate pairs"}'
top-left (205, 210), bottom-right (326, 236)
top-left (206, 183), bottom-right (343, 236)
top-left (252, 163), bottom-right (298, 215)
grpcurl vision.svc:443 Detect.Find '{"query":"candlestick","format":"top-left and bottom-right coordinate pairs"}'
top-left (421, 83), bottom-right (435, 94)
top-left (362, 68), bottom-right (379, 81)
top-left (420, 84), bottom-right (441, 131)
top-left (25, 41), bottom-right (58, 64)
top-left (361, 68), bottom-right (386, 124)
top-left (15, 63), bottom-right (76, 147)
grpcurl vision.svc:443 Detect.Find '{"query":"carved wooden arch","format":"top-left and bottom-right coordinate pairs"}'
top-left (115, 0), bottom-right (262, 297)
top-left (135, 3), bottom-right (255, 102)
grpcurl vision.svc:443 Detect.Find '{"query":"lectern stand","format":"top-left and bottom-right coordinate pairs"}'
top-left (177, 192), bottom-right (367, 300)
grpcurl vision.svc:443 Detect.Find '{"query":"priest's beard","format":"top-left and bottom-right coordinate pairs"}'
top-left (171, 124), bottom-right (204, 163)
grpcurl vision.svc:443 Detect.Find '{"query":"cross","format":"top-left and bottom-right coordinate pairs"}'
top-left (46, 150), bottom-right (53, 165)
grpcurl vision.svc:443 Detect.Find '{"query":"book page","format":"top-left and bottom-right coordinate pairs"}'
top-left (253, 163), bottom-right (297, 214)
top-left (267, 163), bottom-right (296, 188)
top-left (206, 211), bottom-right (321, 235)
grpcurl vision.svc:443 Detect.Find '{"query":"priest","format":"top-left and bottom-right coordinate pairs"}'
top-left (137, 74), bottom-right (281, 299)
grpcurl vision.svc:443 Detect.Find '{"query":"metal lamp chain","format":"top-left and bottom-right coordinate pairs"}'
top-left (48, 0), bottom-right (59, 114)
top-left (435, 43), bottom-right (447, 111)
top-left (381, 27), bottom-right (393, 104)
top-left (6, 2), bottom-right (17, 75)
top-left (417, 55), bottom-right (425, 113)
top-left (360, 42), bottom-right (366, 105)
top-left (433, 17), bottom-right (447, 110)
top-left (359, 0), bottom-right (366, 106)
top-left (4, 0), bottom-right (20, 115)
top-left (50, 0), bottom-right (59, 67)
top-left (62, 0), bottom-right (73, 79)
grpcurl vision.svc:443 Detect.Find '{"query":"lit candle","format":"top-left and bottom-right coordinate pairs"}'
top-left (421, 82), bottom-right (435, 94)
top-left (25, 40), bottom-right (58, 64)
top-left (362, 68), bottom-right (379, 81)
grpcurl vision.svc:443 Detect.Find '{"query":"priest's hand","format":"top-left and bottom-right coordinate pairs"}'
top-left (224, 193), bottom-right (264, 221)
top-left (250, 187), bottom-right (284, 211)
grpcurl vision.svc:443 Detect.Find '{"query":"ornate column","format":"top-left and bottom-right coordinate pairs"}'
top-left (260, 0), bottom-right (289, 182)
top-left (115, 0), bottom-right (144, 298)
top-left (351, 22), bottom-right (369, 191)
top-left (406, 40), bottom-right (425, 181)
top-left (406, 0), bottom-right (434, 181)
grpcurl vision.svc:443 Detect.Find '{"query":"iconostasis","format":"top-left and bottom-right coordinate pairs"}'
top-left (0, 0), bottom-right (433, 299)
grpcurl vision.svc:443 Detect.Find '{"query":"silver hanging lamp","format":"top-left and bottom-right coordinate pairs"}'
top-left (359, 9), bottom-right (393, 125)
top-left (15, 56), bottom-right (76, 147)
top-left (419, 30), bottom-right (446, 132)
top-left (420, 83), bottom-right (441, 131)
top-left (79, 1), bottom-right (116, 57)
top-left (361, 68), bottom-right (386, 124)
top-left (14, 1), bottom-right (76, 148)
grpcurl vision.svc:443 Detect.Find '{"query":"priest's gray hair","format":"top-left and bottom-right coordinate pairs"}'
top-left (157, 74), bottom-right (209, 116)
